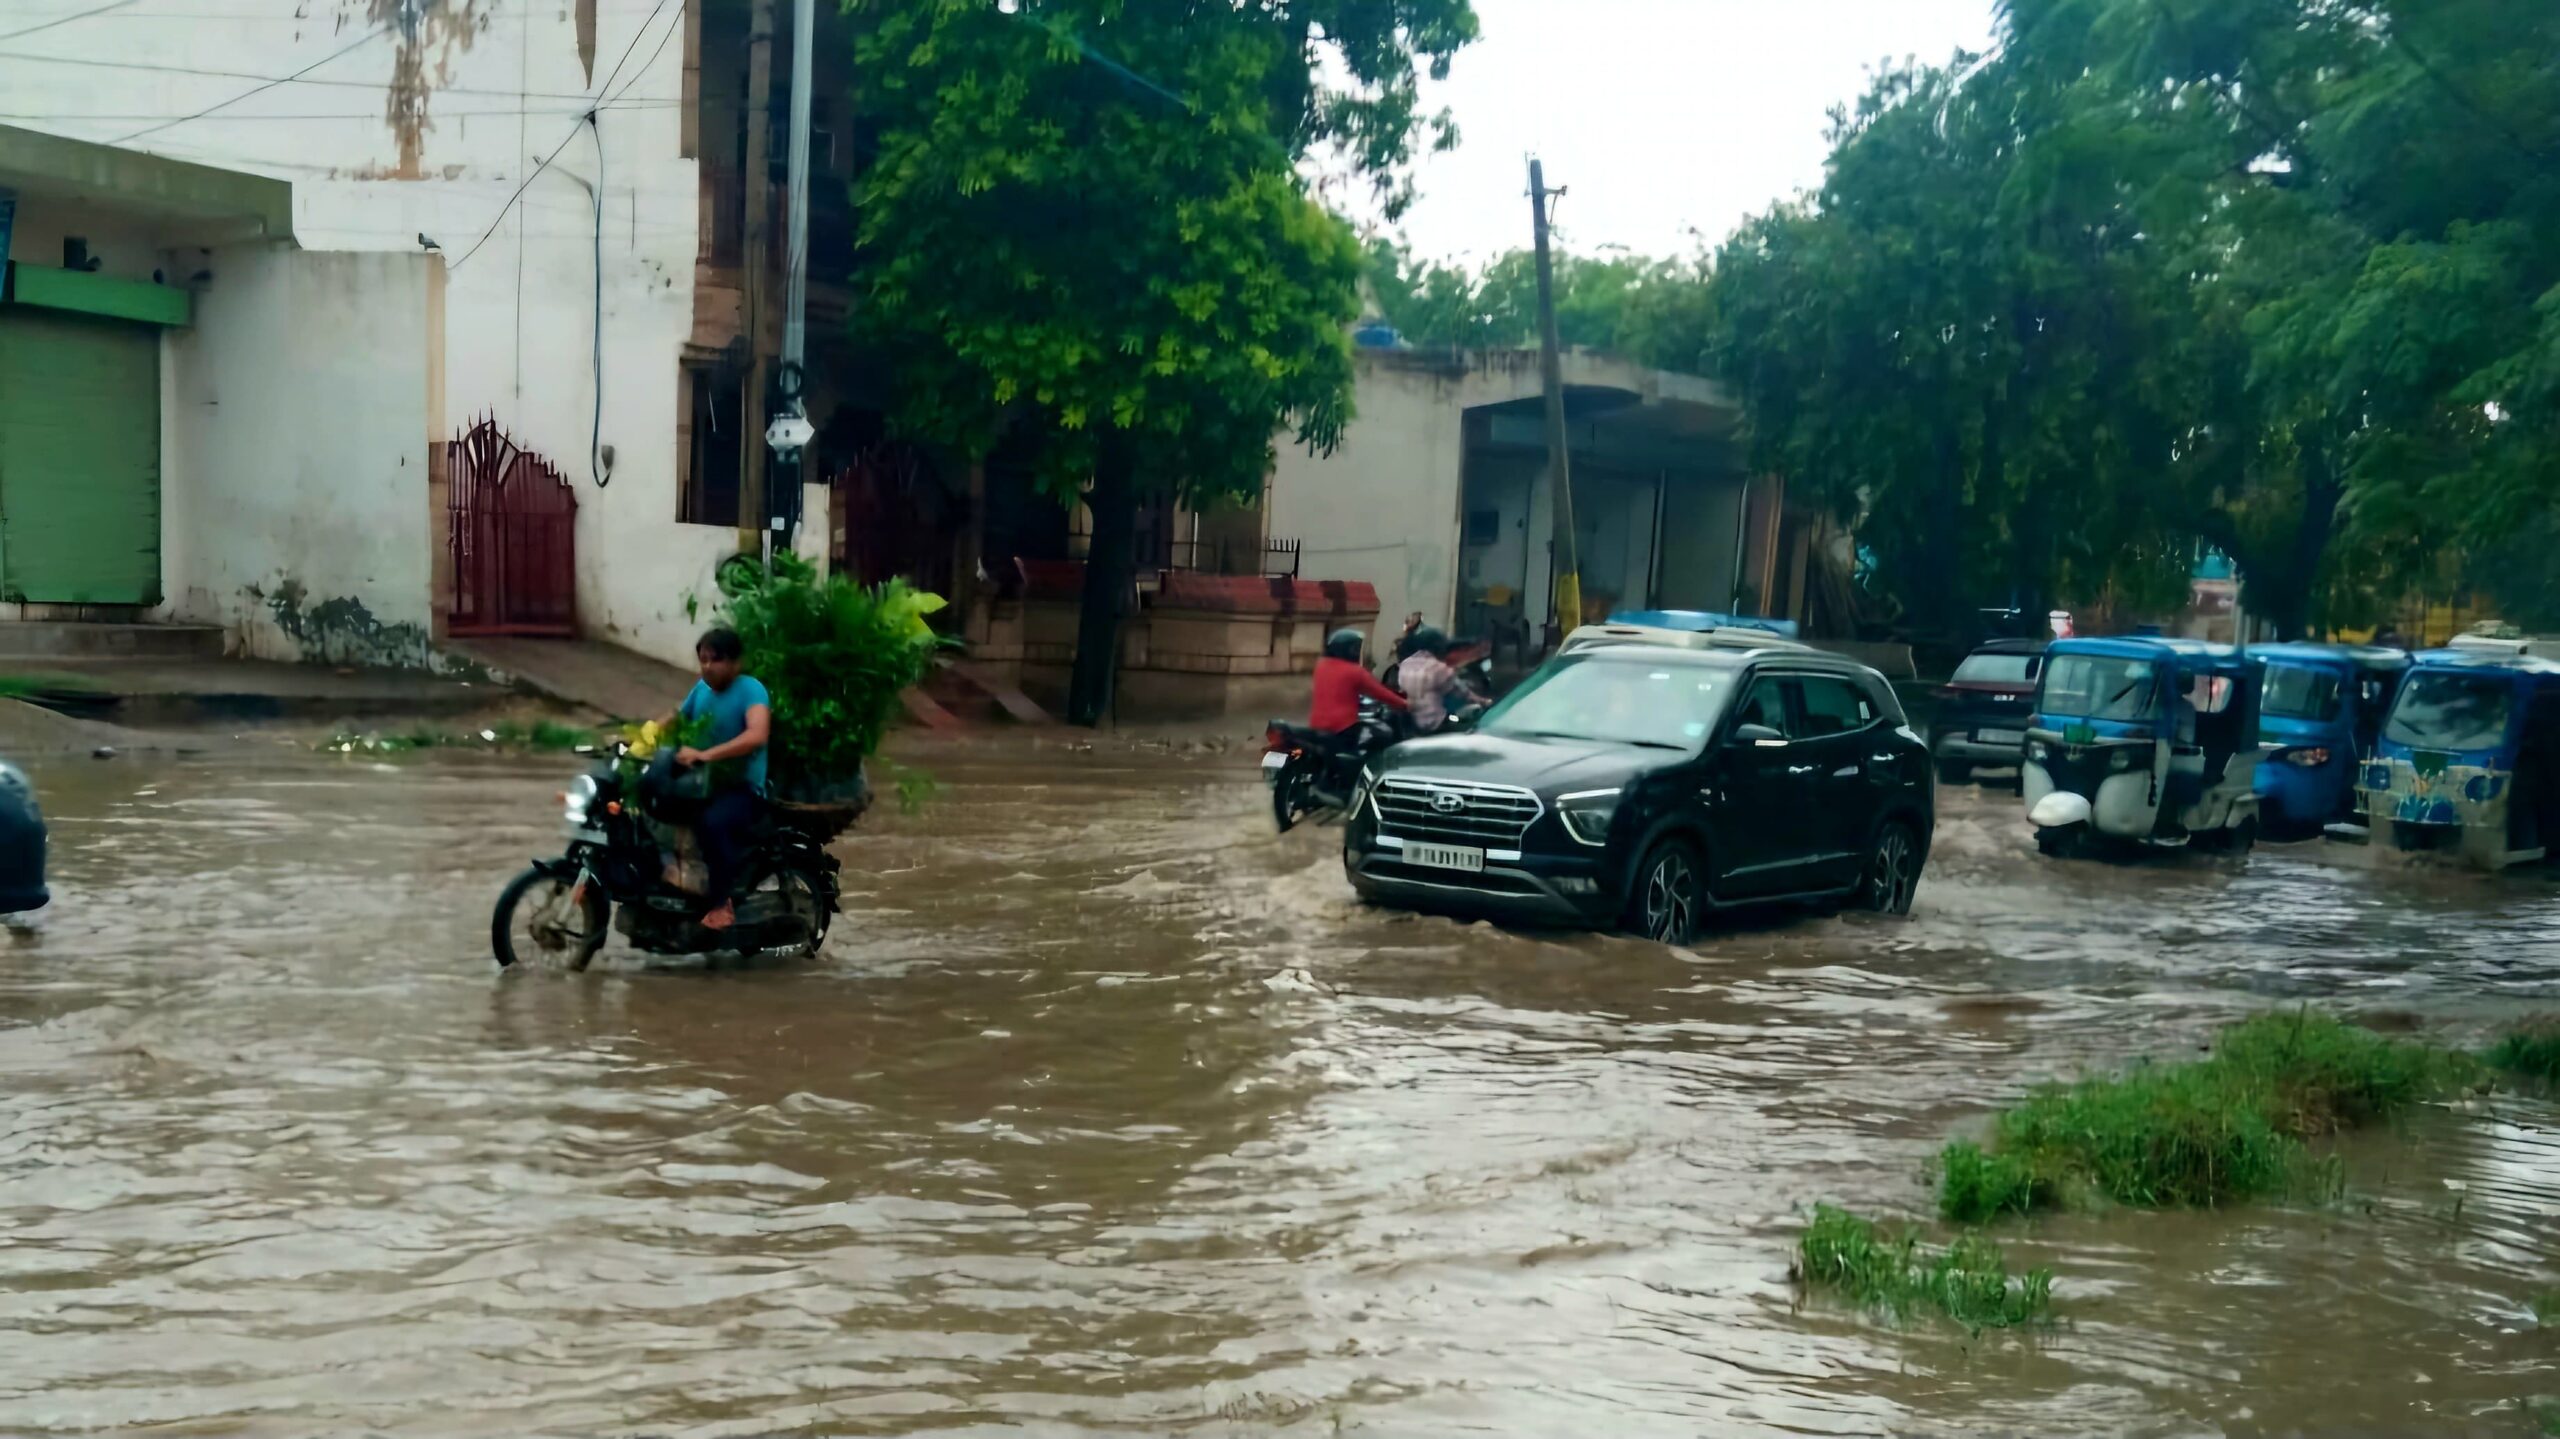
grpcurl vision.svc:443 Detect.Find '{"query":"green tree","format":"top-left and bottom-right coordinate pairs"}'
top-left (1701, 0), bottom-right (2559, 641)
top-left (1363, 238), bottom-right (1709, 359)
top-left (2001, 0), bottom-right (2560, 634)
top-left (847, 0), bottom-right (1476, 724)
top-left (1699, 58), bottom-right (2200, 641)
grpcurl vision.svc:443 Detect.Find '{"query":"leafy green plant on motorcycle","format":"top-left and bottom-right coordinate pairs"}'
top-left (692, 553), bottom-right (951, 800)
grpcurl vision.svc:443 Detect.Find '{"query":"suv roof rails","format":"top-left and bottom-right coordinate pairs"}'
top-left (1558, 623), bottom-right (1817, 656)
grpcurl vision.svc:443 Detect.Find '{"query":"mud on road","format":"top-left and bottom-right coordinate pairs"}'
top-left (3, 742), bottom-right (2557, 1436)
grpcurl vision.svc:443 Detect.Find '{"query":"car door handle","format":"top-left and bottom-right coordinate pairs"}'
top-left (1786, 764), bottom-right (1818, 776)
top-left (1831, 764), bottom-right (1860, 778)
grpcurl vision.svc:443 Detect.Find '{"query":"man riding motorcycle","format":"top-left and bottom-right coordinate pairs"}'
top-left (661, 627), bottom-right (771, 932)
top-left (1393, 625), bottom-right (1489, 734)
top-left (1311, 627), bottom-right (1406, 734)
top-left (1306, 627), bottom-right (1405, 790)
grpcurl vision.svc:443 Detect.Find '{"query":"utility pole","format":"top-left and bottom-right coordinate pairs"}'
top-left (1529, 157), bottom-right (1581, 641)
top-left (735, 0), bottom-right (776, 562)
top-left (767, 0), bottom-right (818, 571)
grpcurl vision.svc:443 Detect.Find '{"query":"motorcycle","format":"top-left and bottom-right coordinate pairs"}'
top-left (1264, 698), bottom-right (1402, 833)
top-left (1263, 679), bottom-right (1495, 834)
top-left (491, 750), bottom-right (844, 969)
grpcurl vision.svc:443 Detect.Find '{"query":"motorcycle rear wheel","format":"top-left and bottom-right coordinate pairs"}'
top-left (1272, 768), bottom-right (1313, 833)
top-left (493, 867), bottom-right (610, 971)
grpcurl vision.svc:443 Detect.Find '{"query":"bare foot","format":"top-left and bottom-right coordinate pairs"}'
top-left (700, 901), bottom-right (737, 932)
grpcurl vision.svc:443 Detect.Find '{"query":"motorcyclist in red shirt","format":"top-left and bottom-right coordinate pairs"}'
top-left (1311, 627), bottom-right (1407, 733)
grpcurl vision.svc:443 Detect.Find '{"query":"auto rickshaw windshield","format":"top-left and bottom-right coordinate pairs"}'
top-left (2262, 664), bottom-right (2345, 722)
top-left (2386, 672), bottom-right (2513, 752)
top-left (2043, 653), bottom-right (2156, 722)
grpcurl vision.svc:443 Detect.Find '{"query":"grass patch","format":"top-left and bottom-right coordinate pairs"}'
top-left (323, 720), bottom-right (598, 755)
top-left (2487, 1017), bottom-right (2560, 1084)
top-left (1939, 1010), bottom-right (2479, 1224)
top-left (1794, 1204), bottom-right (2053, 1331)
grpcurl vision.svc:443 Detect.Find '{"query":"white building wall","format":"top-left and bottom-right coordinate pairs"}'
top-left (1266, 359), bottom-right (1467, 643)
top-left (159, 246), bottom-right (438, 660)
top-left (3, 1), bottom-right (722, 665)
top-left (1273, 349), bottom-right (1744, 643)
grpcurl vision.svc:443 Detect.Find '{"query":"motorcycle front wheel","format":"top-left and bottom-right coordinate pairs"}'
top-left (770, 867), bottom-right (832, 959)
top-left (492, 866), bottom-right (610, 971)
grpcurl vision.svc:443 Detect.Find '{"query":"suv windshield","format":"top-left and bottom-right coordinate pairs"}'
top-left (1479, 655), bottom-right (1730, 750)
top-left (2262, 664), bottom-right (2344, 722)
top-left (2041, 654), bottom-right (2155, 722)
top-left (2385, 672), bottom-right (2513, 753)
top-left (1953, 653), bottom-right (2036, 685)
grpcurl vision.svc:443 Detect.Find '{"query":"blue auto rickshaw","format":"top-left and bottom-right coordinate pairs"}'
top-left (2023, 637), bottom-right (2269, 857)
top-left (2251, 643), bottom-right (2412, 837)
top-left (2346, 649), bottom-right (2560, 869)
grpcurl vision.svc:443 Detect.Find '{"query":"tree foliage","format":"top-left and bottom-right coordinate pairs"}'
top-left (1362, 237), bottom-right (1716, 366)
top-left (1693, 0), bottom-right (2560, 639)
top-left (844, 0), bottom-right (1476, 720)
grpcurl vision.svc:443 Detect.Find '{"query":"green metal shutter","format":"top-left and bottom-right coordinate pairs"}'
top-left (0, 307), bottom-right (162, 605)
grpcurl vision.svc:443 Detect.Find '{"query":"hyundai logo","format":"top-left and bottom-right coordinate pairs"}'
top-left (1431, 790), bottom-right (1467, 814)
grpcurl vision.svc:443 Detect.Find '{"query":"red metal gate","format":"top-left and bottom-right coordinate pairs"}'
top-left (447, 417), bottom-right (577, 636)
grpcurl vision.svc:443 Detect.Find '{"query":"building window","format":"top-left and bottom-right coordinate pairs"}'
top-left (680, 363), bottom-right (743, 527)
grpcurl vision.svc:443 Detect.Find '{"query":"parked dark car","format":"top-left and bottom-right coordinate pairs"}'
top-left (1931, 639), bottom-right (2047, 784)
top-left (0, 761), bottom-right (47, 913)
top-left (1343, 637), bottom-right (1934, 943)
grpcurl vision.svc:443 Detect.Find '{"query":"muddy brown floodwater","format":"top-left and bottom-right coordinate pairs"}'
top-left (4, 740), bottom-right (2558, 1437)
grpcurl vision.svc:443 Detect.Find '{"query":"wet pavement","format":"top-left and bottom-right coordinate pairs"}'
top-left (4, 741), bottom-right (2558, 1437)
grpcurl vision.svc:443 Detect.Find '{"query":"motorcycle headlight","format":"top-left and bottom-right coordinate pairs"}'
top-left (561, 773), bottom-right (600, 824)
top-left (1557, 788), bottom-right (1622, 847)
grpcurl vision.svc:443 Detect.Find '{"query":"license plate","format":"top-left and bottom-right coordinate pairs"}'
top-left (1977, 728), bottom-right (2025, 746)
top-left (1261, 752), bottom-right (1289, 774)
top-left (1406, 842), bottom-right (1485, 873)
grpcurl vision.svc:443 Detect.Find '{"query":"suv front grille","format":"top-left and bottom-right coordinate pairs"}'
top-left (1373, 777), bottom-right (1542, 847)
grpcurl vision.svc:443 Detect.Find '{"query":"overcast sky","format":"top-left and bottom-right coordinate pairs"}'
top-left (1364, 0), bottom-right (1998, 264)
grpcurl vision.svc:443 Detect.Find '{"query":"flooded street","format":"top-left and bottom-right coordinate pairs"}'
top-left (5, 739), bottom-right (2559, 1437)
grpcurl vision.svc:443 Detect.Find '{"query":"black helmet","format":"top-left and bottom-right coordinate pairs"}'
top-left (1325, 628), bottom-right (1367, 662)
top-left (1409, 625), bottom-right (1450, 657)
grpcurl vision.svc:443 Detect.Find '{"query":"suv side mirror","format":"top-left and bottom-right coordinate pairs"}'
top-left (1732, 723), bottom-right (1786, 747)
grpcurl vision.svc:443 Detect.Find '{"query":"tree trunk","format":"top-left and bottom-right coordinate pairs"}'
top-left (1067, 442), bottom-right (1138, 727)
top-left (2247, 433), bottom-right (2343, 642)
top-left (2284, 438), bottom-right (2343, 641)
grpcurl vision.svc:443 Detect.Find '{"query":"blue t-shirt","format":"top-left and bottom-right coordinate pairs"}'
top-left (680, 675), bottom-right (772, 793)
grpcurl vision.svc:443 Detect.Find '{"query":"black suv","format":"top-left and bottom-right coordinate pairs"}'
top-left (1343, 636), bottom-right (1933, 942)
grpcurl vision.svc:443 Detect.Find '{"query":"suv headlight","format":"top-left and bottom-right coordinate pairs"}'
top-left (562, 773), bottom-right (600, 824)
top-left (1556, 788), bottom-right (1622, 847)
